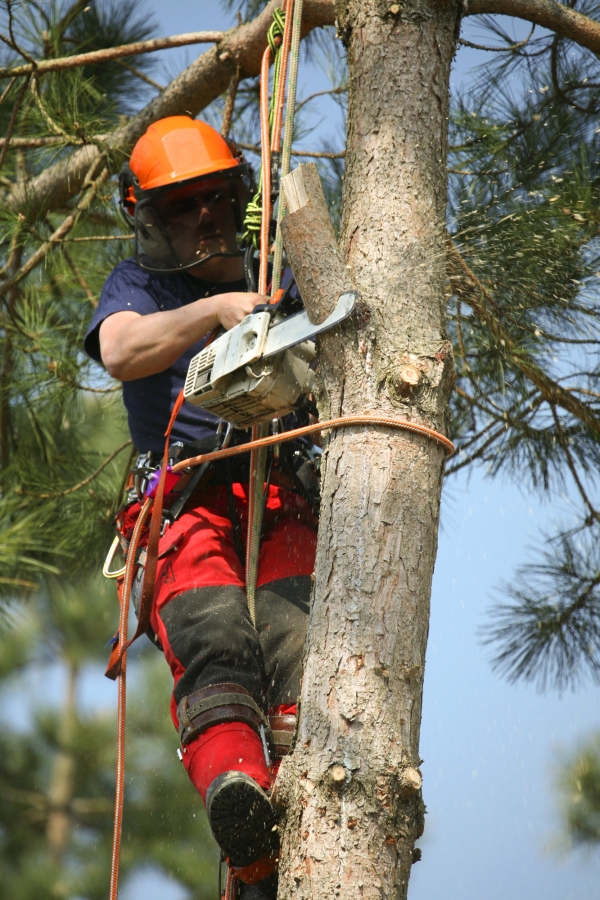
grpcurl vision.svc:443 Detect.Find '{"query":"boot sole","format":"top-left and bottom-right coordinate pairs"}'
top-left (206, 771), bottom-right (279, 867)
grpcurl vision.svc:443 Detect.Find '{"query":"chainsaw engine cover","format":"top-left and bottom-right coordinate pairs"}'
top-left (184, 312), bottom-right (315, 428)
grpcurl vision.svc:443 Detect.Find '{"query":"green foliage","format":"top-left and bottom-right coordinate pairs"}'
top-left (556, 733), bottom-right (600, 847)
top-left (445, 13), bottom-right (600, 690)
top-left (0, 0), bottom-right (152, 592)
top-left (484, 533), bottom-right (600, 691)
top-left (0, 584), bottom-right (218, 900)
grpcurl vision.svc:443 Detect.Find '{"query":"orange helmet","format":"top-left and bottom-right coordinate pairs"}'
top-left (119, 116), bottom-right (254, 274)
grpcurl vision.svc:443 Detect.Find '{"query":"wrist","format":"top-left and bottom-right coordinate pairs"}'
top-left (198, 295), bottom-right (221, 332)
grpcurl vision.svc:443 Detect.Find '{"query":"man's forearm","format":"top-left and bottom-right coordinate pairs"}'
top-left (100, 290), bottom-right (265, 381)
top-left (100, 299), bottom-right (220, 381)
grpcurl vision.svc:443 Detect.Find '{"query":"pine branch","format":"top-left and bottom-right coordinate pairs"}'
top-left (557, 734), bottom-right (600, 846)
top-left (447, 240), bottom-right (600, 440)
top-left (483, 532), bottom-right (600, 690)
top-left (237, 140), bottom-right (345, 158)
top-left (23, 438), bottom-right (132, 499)
top-left (458, 23), bottom-right (535, 51)
top-left (61, 248), bottom-right (97, 307)
top-left (464, 0), bottom-right (600, 55)
top-left (2, 0), bottom-right (336, 219)
top-left (0, 160), bottom-right (110, 301)
top-left (221, 65), bottom-right (241, 137)
top-left (0, 74), bottom-right (30, 176)
top-left (115, 60), bottom-right (165, 93)
top-left (0, 31), bottom-right (225, 79)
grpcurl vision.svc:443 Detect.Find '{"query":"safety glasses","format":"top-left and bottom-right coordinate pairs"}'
top-left (133, 171), bottom-right (249, 273)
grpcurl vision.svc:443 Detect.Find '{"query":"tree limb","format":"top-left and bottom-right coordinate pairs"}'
top-left (34, 439), bottom-right (132, 499)
top-left (0, 162), bottom-right (110, 300)
top-left (464, 0), bottom-right (600, 55)
top-left (447, 240), bottom-right (600, 439)
top-left (0, 32), bottom-right (225, 79)
top-left (4, 0), bottom-right (336, 218)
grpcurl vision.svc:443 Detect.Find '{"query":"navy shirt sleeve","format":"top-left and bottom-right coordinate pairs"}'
top-left (84, 258), bottom-right (166, 363)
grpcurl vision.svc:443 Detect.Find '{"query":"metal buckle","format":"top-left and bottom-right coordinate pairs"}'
top-left (102, 535), bottom-right (126, 579)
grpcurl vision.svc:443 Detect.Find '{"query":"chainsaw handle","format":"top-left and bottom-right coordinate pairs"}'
top-left (251, 277), bottom-right (298, 316)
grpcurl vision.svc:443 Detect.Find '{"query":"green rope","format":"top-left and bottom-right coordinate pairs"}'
top-left (243, 7), bottom-right (286, 249)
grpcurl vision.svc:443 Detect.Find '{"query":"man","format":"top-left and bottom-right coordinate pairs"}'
top-left (84, 117), bottom-right (318, 899)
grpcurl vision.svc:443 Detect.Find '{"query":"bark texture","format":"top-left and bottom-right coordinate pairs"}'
top-left (281, 164), bottom-right (353, 323)
top-left (275, 0), bottom-right (458, 897)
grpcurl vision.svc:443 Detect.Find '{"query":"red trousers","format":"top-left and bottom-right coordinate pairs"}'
top-left (123, 482), bottom-right (318, 727)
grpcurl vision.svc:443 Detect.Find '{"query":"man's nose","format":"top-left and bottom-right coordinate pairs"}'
top-left (198, 203), bottom-right (214, 224)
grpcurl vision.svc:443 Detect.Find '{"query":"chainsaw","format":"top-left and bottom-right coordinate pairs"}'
top-left (184, 287), bottom-right (356, 428)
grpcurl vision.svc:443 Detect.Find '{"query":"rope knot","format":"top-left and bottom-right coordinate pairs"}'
top-left (267, 7), bottom-right (286, 54)
top-left (243, 192), bottom-right (263, 248)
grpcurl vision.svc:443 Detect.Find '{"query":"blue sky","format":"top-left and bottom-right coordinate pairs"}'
top-left (8, 3), bottom-right (598, 899)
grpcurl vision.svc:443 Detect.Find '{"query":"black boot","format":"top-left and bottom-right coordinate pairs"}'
top-left (238, 872), bottom-right (278, 899)
top-left (206, 770), bottom-right (279, 868)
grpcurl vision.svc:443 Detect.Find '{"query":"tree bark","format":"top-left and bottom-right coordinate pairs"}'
top-left (275, 0), bottom-right (457, 897)
top-left (281, 163), bottom-right (353, 324)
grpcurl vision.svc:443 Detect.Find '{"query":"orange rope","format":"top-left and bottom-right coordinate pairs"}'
top-left (258, 45), bottom-right (272, 297)
top-left (107, 389), bottom-right (187, 898)
top-left (108, 497), bottom-right (153, 900)
top-left (271, 0), bottom-right (294, 154)
top-left (173, 414), bottom-right (454, 476)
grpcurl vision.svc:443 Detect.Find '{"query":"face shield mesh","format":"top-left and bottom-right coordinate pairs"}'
top-left (133, 169), bottom-right (251, 274)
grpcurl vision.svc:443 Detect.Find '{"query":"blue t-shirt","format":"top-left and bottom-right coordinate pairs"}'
top-left (84, 258), bottom-right (249, 453)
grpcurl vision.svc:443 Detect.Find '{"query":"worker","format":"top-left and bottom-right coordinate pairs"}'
top-left (84, 116), bottom-right (318, 900)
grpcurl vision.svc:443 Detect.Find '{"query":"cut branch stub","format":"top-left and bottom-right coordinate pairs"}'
top-left (280, 163), bottom-right (353, 325)
top-left (398, 767), bottom-right (422, 798)
top-left (328, 764), bottom-right (348, 788)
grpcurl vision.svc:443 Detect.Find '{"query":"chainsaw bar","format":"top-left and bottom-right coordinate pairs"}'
top-left (262, 290), bottom-right (357, 358)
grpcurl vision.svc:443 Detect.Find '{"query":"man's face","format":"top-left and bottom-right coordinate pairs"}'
top-left (155, 177), bottom-right (241, 280)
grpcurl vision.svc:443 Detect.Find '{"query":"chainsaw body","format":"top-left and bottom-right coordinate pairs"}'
top-left (184, 291), bottom-right (356, 428)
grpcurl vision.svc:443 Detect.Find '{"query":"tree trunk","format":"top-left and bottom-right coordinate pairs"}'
top-left (46, 661), bottom-right (78, 862)
top-left (276, 1), bottom-right (458, 897)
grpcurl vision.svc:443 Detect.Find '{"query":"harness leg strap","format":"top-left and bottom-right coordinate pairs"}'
top-left (269, 712), bottom-right (296, 759)
top-left (177, 682), bottom-right (269, 746)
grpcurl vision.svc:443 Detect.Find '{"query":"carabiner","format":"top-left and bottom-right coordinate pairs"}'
top-left (102, 535), bottom-right (126, 579)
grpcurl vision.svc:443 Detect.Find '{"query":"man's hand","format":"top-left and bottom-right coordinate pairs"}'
top-left (213, 292), bottom-right (265, 331)
top-left (99, 290), bottom-right (267, 382)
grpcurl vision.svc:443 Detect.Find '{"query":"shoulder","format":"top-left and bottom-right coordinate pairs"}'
top-left (102, 257), bottom-right (153, 297)
top-left (84, 259), bottom-right (159, 362)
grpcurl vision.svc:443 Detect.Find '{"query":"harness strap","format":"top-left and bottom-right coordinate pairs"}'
top-left (177, 682), bottom-right (268, 746)
top-left (269, 713), bottom-right (296, 758)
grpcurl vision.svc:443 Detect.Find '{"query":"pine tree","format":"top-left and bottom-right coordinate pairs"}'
top-left (0, 577), bottom-right (219, 900)
top-left (556, 732), bottom-right (600, 848)
top-left (2, 0), bottom-right (600, 897)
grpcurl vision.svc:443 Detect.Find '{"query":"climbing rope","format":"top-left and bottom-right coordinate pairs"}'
top-left (242, 5), bottom-right (288, 254)
top-left (272, 0), bottom-right (304, 293)
top-left (108, 497), bottom-right (153, 900)
top-left (172, 416), bottom-right (454, 476)
top-left (245, 1), bottom-right (296, 622)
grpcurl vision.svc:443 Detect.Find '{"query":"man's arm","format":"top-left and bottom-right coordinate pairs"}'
top-left (99, 291), bottom-right (265, 381)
